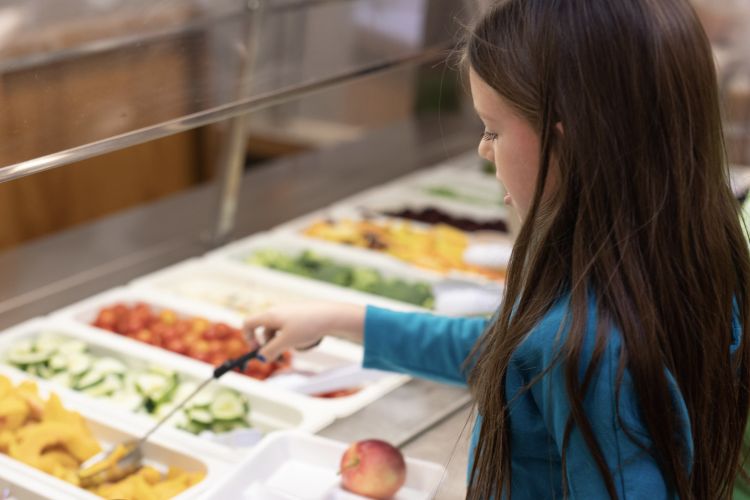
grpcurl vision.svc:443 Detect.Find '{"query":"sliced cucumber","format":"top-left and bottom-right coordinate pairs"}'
top-left (135, 373), bottom-right (170, 398)
top-left (155, 375), bottom-right (179, 404)
top-left (186, 391), bottom-right (213, 409)
top-left (10, 340), bottom-right (33, 353)
top-left (210, 391), bottom-right (247, 421)
top-left (172, 382), bottom-right (198, 404)
top-left (7, 347), bottom-right (51, 366)
top-left (34, 333), bottom-right (65, 353)
top-left (82, 374), bottom-right (122, 398)
top-left (49, 354), bottom-right (69, 372)
top-left (68, 353), bottom-right (93, 376)
top-left (178, 421), bottom-right (209, 435)
top-left (49, 372), bottom-right (74, 388)
top-left (110, 392), bottom-right (145, 412)
top-left (57, 340), bottom-right (87, 355)
top-left (75, 370), bottom-right (105, 390)
top-left (36, 365), bottom-right (54, 379)
top-left (187, 408), bottom-right (213, 425)
top-left (24, 364), bottom-right (42, 377)
top-left (92, 357), bottom-right (127, 375)
top-left (147, 366), bottom-right (177, 379)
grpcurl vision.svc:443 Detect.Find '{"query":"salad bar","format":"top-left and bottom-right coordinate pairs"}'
top-left (0, 151), bottom-right (503, 499)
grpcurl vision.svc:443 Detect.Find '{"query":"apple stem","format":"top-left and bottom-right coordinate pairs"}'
top-left (341, 456), bottom-right (360, 471)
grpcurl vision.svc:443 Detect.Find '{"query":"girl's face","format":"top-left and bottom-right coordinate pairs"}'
top-left (470, 68), bottom-right (544, 220)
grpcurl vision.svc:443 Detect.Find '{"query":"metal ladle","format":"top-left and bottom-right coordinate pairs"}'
top-left (78, 350), bottom-right (259, 487)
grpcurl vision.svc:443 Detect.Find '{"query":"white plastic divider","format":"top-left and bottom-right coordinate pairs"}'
top-left (0, 365), bottom-right (227, 500)
top-left (49, 286), bottom-right (410, 419)
top-left (0, 317), bottom-right (334, 464)
top-left (198, 430), bottom-right (445, 500)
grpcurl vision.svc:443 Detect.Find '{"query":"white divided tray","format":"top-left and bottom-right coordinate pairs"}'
top-left (0, 367), bottom-right (225, 499)
top-left (130, 258), bottom-right (420, 316)
top-left (205, 231), bottom-right (443, 308)
top-left (0, 317), bottom-right (333, 463)
top-left (270, 197), bottom-right (510, 245)
top-left (50, 287), bottom-right (409, 419)
top-left (331, 184), bottom-right (509, 226)
top-left (199, 431), bottom-right (445, 500)
top-left (206, 233), bottom-right (502, 317)
top-left (0, 469), bottom-right (56, 500)
top-left (267, 208), bottom-right (510, 287)
top-left (403, 173), bottom-right (504, 211)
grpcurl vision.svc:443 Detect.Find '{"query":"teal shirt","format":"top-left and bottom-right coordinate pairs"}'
top-left (363, 297), bottom-right (740, 498)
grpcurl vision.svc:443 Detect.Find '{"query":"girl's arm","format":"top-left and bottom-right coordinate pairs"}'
top-left (244, 303), bottom-right (490, 386)
top-left (363, 306), bottom-right (489, 386)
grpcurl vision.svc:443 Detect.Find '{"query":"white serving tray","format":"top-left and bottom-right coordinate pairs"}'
top-left (270, 194), bottom-right (510, 244)
top-left (50, 287), bottom-right (410, 419)
top-left (0, 366), bottom-right (226, 500)
top-left (198, 430), bottom-right (445, 500)
top-left (206, 233), bottom-right (502, 317)
top-left (269, 210), bottom-right (510, 286)
top-left (333, 184), bottom-right (509, 223)
top-left (0, 469), bottom-right (55, 500)
top-left (0, 317), bottom-right (335, 461)
top-left (205, 232), bottom-right (448, 307)
top-left (130, 258), bottom-right (419, 315)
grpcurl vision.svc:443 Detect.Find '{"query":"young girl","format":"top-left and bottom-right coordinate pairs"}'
top-left (244, 0), bottom-right (750, 497)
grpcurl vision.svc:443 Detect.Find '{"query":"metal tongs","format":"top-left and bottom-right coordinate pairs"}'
top-left (78, 350), bottom-right (259, 487)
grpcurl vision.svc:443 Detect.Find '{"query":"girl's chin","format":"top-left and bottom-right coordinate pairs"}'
top-left (504, 193), bottom-right (513, 205)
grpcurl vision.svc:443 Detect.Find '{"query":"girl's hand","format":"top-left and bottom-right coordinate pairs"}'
top-left (243, 302), bottom-right (366, 362)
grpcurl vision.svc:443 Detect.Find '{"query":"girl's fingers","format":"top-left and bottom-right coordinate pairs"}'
top-left (257, 332), bottom-right (288, 362)
top-left (244, 312), bottom-right (282, 333)
top-left (243, 313), bottom-right (282, 345)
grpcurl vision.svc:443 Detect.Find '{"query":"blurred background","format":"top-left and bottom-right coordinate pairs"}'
top-left (0, 0), bottom-right (745, 249)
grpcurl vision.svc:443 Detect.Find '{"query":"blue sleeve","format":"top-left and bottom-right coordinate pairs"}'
top-left (362, 305), bottom-right (489, 386)
top-left (514, 305), bottom-right (687, 499)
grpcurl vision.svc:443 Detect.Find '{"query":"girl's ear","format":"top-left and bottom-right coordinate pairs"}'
top-left (555, 122), bottom-right (564, 135)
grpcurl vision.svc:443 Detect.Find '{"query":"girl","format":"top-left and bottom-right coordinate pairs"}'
top-left (244, 0), bottom-right (750, 498)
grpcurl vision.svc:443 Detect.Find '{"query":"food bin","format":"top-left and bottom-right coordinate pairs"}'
top-left (207, 232), bottom-right (501, 318)
top-left (50, 287), bottom-right (409, 419)
top-left (0, 316), bottom-right (334, 463)
top-left (270, 210), bottom-right (509, 285)
top-left (198, 430), bottom-right (445, 500)
top-left (0, 366), bottom-right (224, 499)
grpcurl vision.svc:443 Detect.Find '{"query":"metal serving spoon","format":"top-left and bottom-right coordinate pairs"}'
top-left (78, 350), bottom-right (259, 487)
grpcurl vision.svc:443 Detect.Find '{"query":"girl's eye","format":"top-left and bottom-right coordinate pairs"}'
top-left (482, 131), bottom-right (498, 142)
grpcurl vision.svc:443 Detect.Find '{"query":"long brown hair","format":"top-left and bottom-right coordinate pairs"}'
top-left (464, 0), bottom-right (750, 498)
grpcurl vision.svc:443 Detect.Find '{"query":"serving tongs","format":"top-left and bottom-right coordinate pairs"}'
top-left (78, 350), bottom-right (260, 487)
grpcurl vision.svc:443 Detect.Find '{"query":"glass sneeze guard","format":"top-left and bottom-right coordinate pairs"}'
top-left (0, 0), bottom-right (456, 182)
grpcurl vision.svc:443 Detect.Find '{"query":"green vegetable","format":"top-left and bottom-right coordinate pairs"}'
top-left (424, 186), bottom-right (502, 208)
top-left (248, 250), bottom-right (435, 308)
top-left (210, 391), bottom-right (246, 421)
top-left (81, 374), bottom-right (123, 397)
top-left (3, 334), bottom-right (254, 437)
top-left (7, 348), bottom-right (51, 366)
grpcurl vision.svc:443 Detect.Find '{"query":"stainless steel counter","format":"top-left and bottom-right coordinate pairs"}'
top-left (0, 112), bottom-right (481, 498)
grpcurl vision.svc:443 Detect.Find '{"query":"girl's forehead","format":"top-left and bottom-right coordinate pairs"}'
top-left (469, 69), bottom-right (513, 123)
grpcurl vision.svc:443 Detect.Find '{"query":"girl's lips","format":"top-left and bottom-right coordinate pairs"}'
top-left (504, 193), bottom-right (513, 205)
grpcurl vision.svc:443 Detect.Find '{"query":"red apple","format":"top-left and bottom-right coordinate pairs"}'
top-left (340, 439), bottom-right (406, 499)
